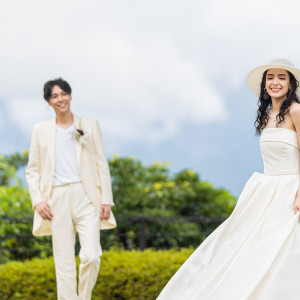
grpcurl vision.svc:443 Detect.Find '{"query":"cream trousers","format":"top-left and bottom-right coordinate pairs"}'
top-left (49, 182), bottom-right (102, 300)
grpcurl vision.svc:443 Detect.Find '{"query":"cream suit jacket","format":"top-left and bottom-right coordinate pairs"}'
top-left (26, 114), bottom-right (117, 236)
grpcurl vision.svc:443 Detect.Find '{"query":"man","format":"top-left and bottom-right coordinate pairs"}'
top-left (26, 78), bottom-right (116, 300)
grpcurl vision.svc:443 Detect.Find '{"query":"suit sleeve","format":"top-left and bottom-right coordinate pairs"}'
top-left (26, 124), bottom-right (44, 208)
top-left (92, 120), bottom-right (114, 206)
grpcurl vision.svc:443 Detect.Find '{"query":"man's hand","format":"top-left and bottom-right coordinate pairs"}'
top-left (35, 201), bottom-right (53, 221)
top-left (100, 205), bottom-right (112, 220)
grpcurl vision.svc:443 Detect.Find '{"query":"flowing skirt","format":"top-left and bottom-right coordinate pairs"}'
top-left (157, 172), bottom-right (300, 300)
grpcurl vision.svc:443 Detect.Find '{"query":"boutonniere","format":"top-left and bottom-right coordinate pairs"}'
top-left (70, 119), bottom-right (89, 145)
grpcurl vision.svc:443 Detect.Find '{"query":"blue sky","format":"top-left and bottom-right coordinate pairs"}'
top-left (1, 0), bottom-right (300, 196)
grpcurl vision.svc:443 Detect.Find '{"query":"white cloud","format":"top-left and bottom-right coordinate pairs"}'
top-left (0, 106), bottom-right (4, 136)
top-left (6, 96), bottom-right (53, 135)
top-left (1, 0), bottom-right (300, 148)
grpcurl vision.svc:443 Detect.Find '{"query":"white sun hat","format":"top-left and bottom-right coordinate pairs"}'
top-left (246, 58), bottom-right (300, 98)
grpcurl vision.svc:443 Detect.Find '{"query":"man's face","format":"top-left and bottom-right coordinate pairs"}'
top-left (48, 85), bottom-right (72, 115)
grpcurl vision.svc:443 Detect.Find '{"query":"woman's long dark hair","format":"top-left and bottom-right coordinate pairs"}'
top-left (255, 70), bottom-right (300, 135)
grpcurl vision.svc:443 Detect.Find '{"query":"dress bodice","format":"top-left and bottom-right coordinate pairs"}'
top-left (260, 128), bottom-right (300, 175)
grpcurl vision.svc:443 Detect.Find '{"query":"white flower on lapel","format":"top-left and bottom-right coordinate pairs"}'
top-left (70, 119), bottom-right (89, 145)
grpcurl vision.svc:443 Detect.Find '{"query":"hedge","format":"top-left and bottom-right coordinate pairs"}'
top-left (0, 249), bottom-right (194, 300)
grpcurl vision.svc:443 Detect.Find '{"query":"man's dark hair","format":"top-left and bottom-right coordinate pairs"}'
top-left (43, 78), bottom-right (72, 102)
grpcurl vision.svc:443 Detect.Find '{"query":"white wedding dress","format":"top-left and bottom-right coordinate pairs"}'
top-left (157, 128), bottom-right (300, 300)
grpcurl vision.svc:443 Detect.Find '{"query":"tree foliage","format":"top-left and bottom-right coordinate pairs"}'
top-left (0, 152), bottom-right (236, 262)
top-left (0, 151), bottom-right (28, 186)
top-left (108, 156), bottom-right (235, 249)
top-left (109, 155), bottom-right (235, 217)
top-left (0, 151), bottom-right (50, 263)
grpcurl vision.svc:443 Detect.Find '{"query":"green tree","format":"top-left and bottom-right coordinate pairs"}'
top-left (0, 150), bottom-right (28, 186)
top-left (109, 156), bottom-right (235, 217)
top-left (0, 150), bottom-right (51, 263)
top-left (0, 152), bottom-right (237, 262)
top-left (108, 156), bottom-right (236, 249)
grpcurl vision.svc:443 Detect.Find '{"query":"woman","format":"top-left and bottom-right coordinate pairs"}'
top-left (157, 58), bottom-right (300, 299)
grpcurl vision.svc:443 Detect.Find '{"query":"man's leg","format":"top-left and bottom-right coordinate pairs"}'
top-left (71, 183), bottom-right (102, 300)
top-left (50, 185), bottom-right (78, 300)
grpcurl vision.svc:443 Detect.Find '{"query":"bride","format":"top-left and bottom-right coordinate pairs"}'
top-left (157, 58), bottom-right (300, 299)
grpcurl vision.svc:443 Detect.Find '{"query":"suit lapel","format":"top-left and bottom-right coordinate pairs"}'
top-left (73, 114), bottom-right (82, 165)
top-left (48, 118), bottom-right (56, 169)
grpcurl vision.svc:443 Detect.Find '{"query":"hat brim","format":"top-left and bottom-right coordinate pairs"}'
top-left (246, 64), bottom-right (300, 98)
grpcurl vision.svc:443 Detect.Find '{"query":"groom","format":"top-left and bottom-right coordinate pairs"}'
top-left (26, 78), bottom-right (116, 300)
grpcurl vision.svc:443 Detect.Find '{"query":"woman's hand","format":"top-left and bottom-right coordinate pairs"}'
top-left (293, 191), bottom-right (300, 217)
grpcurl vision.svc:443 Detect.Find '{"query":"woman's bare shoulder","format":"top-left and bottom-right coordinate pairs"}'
top-left (290, 102), bottom-right (300, 116)
top-left (290, 103), bottom-right (300, 129)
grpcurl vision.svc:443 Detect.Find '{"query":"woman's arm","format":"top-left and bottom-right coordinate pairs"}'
top-left (290, 103), bottom-right (300, 214)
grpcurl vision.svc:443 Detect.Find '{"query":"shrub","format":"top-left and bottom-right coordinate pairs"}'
top-left (0, 249), bottom-right (193, 300)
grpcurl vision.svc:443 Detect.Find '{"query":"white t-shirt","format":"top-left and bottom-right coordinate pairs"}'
top-left (53, 125), bottom-right (81, 186)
